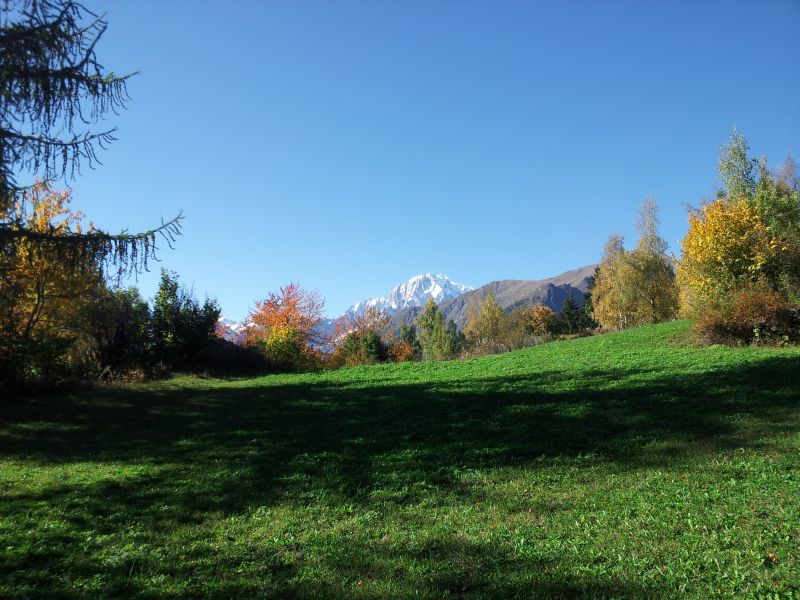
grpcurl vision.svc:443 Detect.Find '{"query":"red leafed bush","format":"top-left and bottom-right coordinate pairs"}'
top-left (694, 283), bottom-right (798, 345)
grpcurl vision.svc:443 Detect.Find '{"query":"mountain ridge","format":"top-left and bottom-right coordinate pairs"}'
top-left (340, 273), bottom-right (473, 320)
top-left (387, 264), bottom-right (597, 330)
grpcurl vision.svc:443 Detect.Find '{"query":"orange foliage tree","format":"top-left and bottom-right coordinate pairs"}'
top-left (525, 305), bottom-right (557, 336)
top-left (243, 283), bottom-right (325, 369)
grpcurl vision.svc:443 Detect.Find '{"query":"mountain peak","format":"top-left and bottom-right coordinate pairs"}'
top-left (342, 273), bottom-right (473, 318)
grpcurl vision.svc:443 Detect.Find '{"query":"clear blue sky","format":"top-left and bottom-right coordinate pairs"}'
top-left (67, 0), bottom-right (800, 319)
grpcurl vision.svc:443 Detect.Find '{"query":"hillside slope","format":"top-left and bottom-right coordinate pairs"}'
top-left (2, 321), bottom-right (799, 598)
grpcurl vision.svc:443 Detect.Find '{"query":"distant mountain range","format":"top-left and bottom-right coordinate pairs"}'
top-left (386, 264), bottom-right (596, 331)
top-left (218, 266), bottom-right (596, 340)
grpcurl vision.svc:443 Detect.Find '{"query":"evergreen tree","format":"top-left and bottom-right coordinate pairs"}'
top-left (0, 0), bottom-right (181, 275)
top-left (581, 267), bottom-right (599, 329)
top-left (446, 319), bottom-right (465, 356)
top-left (151, 270), bottom-right (219, 369)
top-left (558, 292), bottom-right (582, 334)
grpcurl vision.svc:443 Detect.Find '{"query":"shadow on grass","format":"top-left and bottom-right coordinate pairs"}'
top-left (1, 353), bottom-right (798, 597)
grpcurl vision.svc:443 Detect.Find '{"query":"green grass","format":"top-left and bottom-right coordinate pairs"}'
top-left (2, 321), bottom-right (799, 598)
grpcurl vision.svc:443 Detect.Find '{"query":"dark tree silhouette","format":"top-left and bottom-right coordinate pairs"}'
top-left (0, 0), bottom-right (181, 275)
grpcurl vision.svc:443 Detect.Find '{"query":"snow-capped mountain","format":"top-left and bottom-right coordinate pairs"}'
top-left (340, 273), bottom-right (473, 320)
top-left (216, 316), bottom-right (248, 343)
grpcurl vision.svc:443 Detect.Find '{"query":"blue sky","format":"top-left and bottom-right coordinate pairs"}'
top-left (65, 0), bottom-right (800, 319)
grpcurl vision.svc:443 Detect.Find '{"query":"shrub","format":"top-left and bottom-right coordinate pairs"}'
top-left (694, 284), bottom-right (798, 346)
top-left (329, 330), bottom-right (389, 368)
top-left (387, 339), bottom-right (416, 363)
top-left (261, 325), bottom-right (311, 370)
top-left (194, 337), bottom-right (269, 373)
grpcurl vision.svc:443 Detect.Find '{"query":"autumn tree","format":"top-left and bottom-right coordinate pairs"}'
top-left (0, 182), bottom-right (101, 386)
top-left (464, 292), bottom-right (505, 351)
top-left (526, 305), bottom-right (557, 336)
top-left (678, 134), bottom-right (800, 312)
top-left (628, 199), bottom-right (679, 323)
top-left (334, 307), bottom-right (390, 340)
top-left (389, 323), bottom-right (422, 362)
top-left (677, 198), bottom-right (780, 310)
top-left (591, 234), bottom-right (632, 330)
top-left (244, 283), bottom-right (325, 370)
top-left (592, 201), bottom-right (678, 330)
top-left (677, 132), bottom-right (799, 344)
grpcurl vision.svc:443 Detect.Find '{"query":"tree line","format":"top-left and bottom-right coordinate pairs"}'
top-left (591, 131), bottom-right (799, 346)
top-left (2, 2), bottom-right (798, 390)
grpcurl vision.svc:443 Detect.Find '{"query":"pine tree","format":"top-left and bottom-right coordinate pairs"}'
top-left (558, 292), bottom-right (582, 334)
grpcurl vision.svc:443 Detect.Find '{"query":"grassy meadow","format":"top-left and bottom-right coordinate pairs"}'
top-left (1, 321), bottom-right (799, 598)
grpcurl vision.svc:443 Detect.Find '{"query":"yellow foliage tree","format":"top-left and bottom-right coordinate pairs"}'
top-left (1, 182), bottom-right (99, 340)
top-left (677, 198), bottom-right (783, 312)
top-left (591, 234), bottom-right (634, 330)
top-left (464, 292), bottom-right (505, 350)
top-left (1, 182), bottom-right (101, 383)
top-left (592, 201), bottom-right (678, 330)
top-left (525, 305), bottom-right (557, 336)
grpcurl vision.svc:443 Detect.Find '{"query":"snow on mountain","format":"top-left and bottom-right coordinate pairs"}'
top-left (217, 316), bottom-right (248, 343)
top-left (340, 273), bottom-right (473, 320)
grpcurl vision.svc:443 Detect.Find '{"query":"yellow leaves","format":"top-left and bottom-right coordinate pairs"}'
top-left (677, 198), bottom-right (782, 309)
top-left (2, 181), bottom-right (99, 340)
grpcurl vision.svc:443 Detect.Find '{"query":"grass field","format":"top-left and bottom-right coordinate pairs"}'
top-left (1, 321), bottom-right (799, 598)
